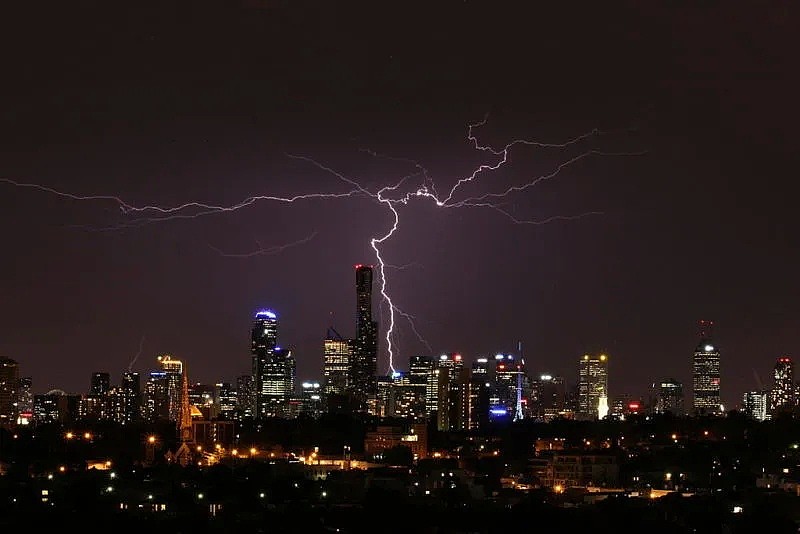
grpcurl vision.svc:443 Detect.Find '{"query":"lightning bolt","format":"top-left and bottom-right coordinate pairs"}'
top-left (209, 231), bottom-right (318, 258)
top-left (1, 115), bottom-right (644, 379)
top-left (127, 334), bottom-right (146, 372)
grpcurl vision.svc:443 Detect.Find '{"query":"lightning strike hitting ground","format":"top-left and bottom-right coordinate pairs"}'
top-left (1, 117), bottom-right (643, 375)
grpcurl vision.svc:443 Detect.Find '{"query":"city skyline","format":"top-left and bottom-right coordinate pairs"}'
top-left (5, 295), bottom-right (794, 415)
top-left (1, 3), bottom-right (797, 410)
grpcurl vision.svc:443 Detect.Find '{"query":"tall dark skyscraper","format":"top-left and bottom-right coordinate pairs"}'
top-left (0, 358), bottom-right (19, 425)
top-left (85, 371), bottom-right (112, 420)
top-left (351, 264), bottom-right (378, 411)
top-left (251, 309), bottom-right (279, 418)
top-left (120, 371), bottom-right (141, 425)
top-left (90, 372), bottom-right (110, 396)
top-left (770, 356), bottom-right (795, 416)
top-left (692, 319), bottom-right (721, 415)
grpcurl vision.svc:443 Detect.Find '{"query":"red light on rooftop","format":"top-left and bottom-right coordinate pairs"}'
top-left (454, 354), bottom-right (462, 361)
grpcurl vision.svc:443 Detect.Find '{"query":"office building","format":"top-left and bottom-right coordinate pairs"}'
top-left (692, 320), bottom-right (721, 415)
top-left (0, 358), bottom-right (19, 426)
top-left (577, 353), bottom-right (609, 420)
top-left (653, 379), bottom-right (684, 416)
top-left (742, 391), bottom-right (768, 421)
top-left (351, 264), bottom-right (378, 411)
top-left (770, 356), bottom-right (795, 416)
top-left (251, 309), bottom-right (279, 418)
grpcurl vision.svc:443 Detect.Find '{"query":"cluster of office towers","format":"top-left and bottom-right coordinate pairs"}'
top-left (0, 268), bottom-right (797, 429)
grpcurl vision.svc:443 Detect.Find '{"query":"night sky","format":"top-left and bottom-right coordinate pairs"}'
top-left (1, 1), bottom-right (797, 409)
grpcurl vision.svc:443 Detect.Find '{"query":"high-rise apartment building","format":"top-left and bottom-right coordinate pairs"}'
top-left (468, 358), bottom-right (492, 429)
top-left (742, 391), bottom-right (768, 421)
top-left (408, 355), bottom-right (437, 417)
top-left (16, 376), bottom-right (33, 424)
top-left (653, 378), bottom-right (684, 416)
top-left (298, 381), bottom-right (324, 418)
top-left (531, 374), bottom-right (566, 421)
top-left (692, 320), bottom-right (721, 415)
top-left (258, 346), bottom-right (296, 418)
top-left (84, 371), bottom-right (112, 420)
top-left (251, 309), bottom-right (279, 418)
top-left (323, 327), bottom-right (352, 397)
top-left (351, 264), bottom-right (378, 411)
top-left (90, 372), bottom-right (111, 396)
top-left (491, 353), bottom-right (525, 420)
top-left (434, 353), bottom-right (466, 431)
top-left (157, 355), bottom-right (184, 422)
top-left (577, 353), bottom-right (609, 420)
top-left (0, 358), bottom-right (19, 426)
top-left (770, 356), bottom-right (795, 416)
top-left (236, 374), bottom-right (255, 419)
top-left (216, 382), bottom-right (237, 420)
top-left (143, 371), bottom-right (170, 422)
top-left (120, 371), bottom-right (141, 424)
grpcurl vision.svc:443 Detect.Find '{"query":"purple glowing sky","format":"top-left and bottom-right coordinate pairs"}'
top-left (0, 2), bottom-right (797, 409)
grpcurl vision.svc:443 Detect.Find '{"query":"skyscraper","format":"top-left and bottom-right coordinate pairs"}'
top-left (323, 326), bottom-right (352, 397)
top-left (120, 371), bottom-right (141, 424)
top-left (532, 374), bottom-right (566, 421)
top-left (435, 353), bottom-right (466, 431)
top-left (258, 346), bottom-right (296, 418)
top-left (742, 391), bottom-right (768, 421)
top-left (90, 372), bottom-right (111, 396)
top-left (692, 319), bottom-right (721, 415)
top-left (16, 376), bottom-right (33, 424)
top-left (236, 375), bottom-right (255, 419)
top-left (770, 356), bottom-right (795, 416)
top-left (143, 371), bottom-right (170, 422)
top-left (251, 309), bottom-right (278, 418)
top-left (491, 353), bottom-right (525, 420)
top-left (351, 264), bottom-right (378, 411)
top-left (0, 358), bottom-right (19, 426)
top-left (654, 378), bottom-right (684, 416)
top-left (157, 355), bottom-right (184, 422)
top-left (85, 371), bottom-right (112, 420)
top-left (577, 353), bottom-right (609, 420)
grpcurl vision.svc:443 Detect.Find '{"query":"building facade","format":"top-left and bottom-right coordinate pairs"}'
top-left (770, 357), bottom-right (795, 416)
top-left (577, 353), bottom-right (609, 420)
top-left (0, 358), bottom-right (19, 426)
top-left (351, 265), bottom-right (378, 412)
top-left (251, 309), bottom-right (279, 418)
top-left (654, 378), bottom-right (684, 416)
top-left (692, 320), bottom-right (721, 415)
